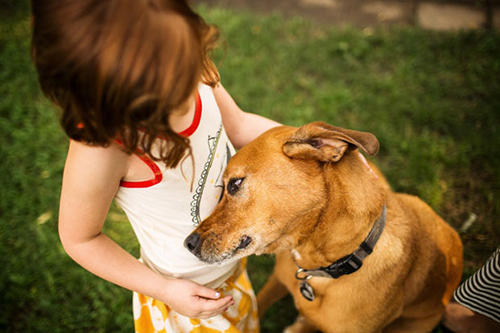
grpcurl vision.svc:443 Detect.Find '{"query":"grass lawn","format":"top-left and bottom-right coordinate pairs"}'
top-left (1, 1), bottom-right (499, 331)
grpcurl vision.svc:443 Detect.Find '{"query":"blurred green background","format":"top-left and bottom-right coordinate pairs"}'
top-left (1, 0), bottom-right (499, 331)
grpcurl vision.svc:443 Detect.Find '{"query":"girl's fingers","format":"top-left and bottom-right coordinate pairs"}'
top-left (196, 295), bottom-right (234, 318)
top-left (194, 285), bottom-right (222, 300)
top-left (198, 304), bottom-right (232, 319)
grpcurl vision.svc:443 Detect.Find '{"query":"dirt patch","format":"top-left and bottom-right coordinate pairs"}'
top-left (192, 0), bottom-right (494, 30)
top-left (192, 0), bottom-right (414, 27)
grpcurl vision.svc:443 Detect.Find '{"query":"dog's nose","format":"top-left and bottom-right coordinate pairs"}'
top-left (184, 232), bottom-right (201, 254)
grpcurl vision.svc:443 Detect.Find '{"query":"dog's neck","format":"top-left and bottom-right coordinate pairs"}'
top-left (293, 151), bottom-right (388, 270)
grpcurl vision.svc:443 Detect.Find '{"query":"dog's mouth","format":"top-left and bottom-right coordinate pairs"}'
top-left (184, 233), bottom-right (254, 264)
top-left (237, 235), bottom-right (252, 250)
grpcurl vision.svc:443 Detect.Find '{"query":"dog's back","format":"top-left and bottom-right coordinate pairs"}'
top-left (368, 160), bottom-right (463, 314)
top-left (380, 193), bottom-right (463, 332)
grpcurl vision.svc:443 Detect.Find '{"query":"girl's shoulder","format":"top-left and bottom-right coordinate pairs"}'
top-left (67, 139), bottom-right (129, 165)
top-left (64, 140), bottom-right (129, 189)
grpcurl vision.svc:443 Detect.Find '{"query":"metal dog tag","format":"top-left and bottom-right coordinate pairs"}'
top-left (300, 281), bottom-right (315, 301)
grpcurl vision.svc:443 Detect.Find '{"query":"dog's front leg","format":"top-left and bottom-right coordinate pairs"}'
top-left (284, 314), bottom-right (318, 333)
top-left (257, 272), bottom-right (289, 318)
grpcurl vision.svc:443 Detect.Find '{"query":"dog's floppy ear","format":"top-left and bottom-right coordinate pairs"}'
top-left (283, 122), bottom-right (379, 162)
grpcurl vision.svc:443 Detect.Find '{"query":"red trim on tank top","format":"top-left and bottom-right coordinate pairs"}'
top-left (178, 92), bottom-right (202, 137)
top-left (119, 154), bottom-right (163, 188)
top-left (117, 92), bottom-right (202, 188)
top-left (113, 139), bottom-right (163, 188)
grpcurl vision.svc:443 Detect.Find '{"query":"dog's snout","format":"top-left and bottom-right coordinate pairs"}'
top-left (184, 232), bottom-right (201, 254)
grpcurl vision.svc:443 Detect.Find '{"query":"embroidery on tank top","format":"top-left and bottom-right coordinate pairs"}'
top-left (190, 122), bottom-right (232, 226)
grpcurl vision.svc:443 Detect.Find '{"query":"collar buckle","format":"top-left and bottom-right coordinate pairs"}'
top-left (324, 252), bottom-right (363, 279)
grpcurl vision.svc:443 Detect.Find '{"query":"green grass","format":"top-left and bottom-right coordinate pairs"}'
top-left (1, 2), bottom-right (499, 332)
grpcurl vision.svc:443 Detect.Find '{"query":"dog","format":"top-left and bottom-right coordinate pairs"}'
top-left (185, 122), bottom-right (463, 332)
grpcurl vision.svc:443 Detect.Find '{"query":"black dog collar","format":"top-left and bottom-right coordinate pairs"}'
top-left (295, 205), bottom-right (387, 281)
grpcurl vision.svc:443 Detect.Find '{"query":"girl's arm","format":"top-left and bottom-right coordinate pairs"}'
top-left (58, 140), bottom-right (233, 318)
top-left (213, 84), bottom-right (281, 149)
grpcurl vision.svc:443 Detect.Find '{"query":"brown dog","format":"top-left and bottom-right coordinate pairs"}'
top-left (185, 122), bottom-right (463, 332)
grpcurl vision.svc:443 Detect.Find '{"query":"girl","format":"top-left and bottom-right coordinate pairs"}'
top-left (31, 0), bottom-right (279, 331)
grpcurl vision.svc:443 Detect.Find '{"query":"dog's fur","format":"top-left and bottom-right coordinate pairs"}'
top-left (185, 122), bottom-right (463, 332)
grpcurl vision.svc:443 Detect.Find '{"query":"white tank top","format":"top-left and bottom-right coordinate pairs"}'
top-left (114, 84), bottom-right (238, 288)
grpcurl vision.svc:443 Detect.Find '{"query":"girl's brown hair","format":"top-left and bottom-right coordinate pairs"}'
top-left (31, 0), bottom-right (220, 168)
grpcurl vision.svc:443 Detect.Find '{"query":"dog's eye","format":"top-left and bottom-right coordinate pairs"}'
top-left (227, 178), bottom-right (244, 196)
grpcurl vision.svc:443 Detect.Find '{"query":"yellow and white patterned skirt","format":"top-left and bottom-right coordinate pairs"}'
top-left (133, 259), bottom-right (259, 332)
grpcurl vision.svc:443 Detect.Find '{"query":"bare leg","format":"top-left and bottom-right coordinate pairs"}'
top-left (442, 302), bottom-right (500, 333)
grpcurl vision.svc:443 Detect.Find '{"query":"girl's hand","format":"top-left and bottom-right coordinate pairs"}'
top-left (160, 278), bottom-right (234, 319)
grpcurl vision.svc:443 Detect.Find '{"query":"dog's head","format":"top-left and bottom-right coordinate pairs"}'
top-left (184, 122), bottom-right (379, 264)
